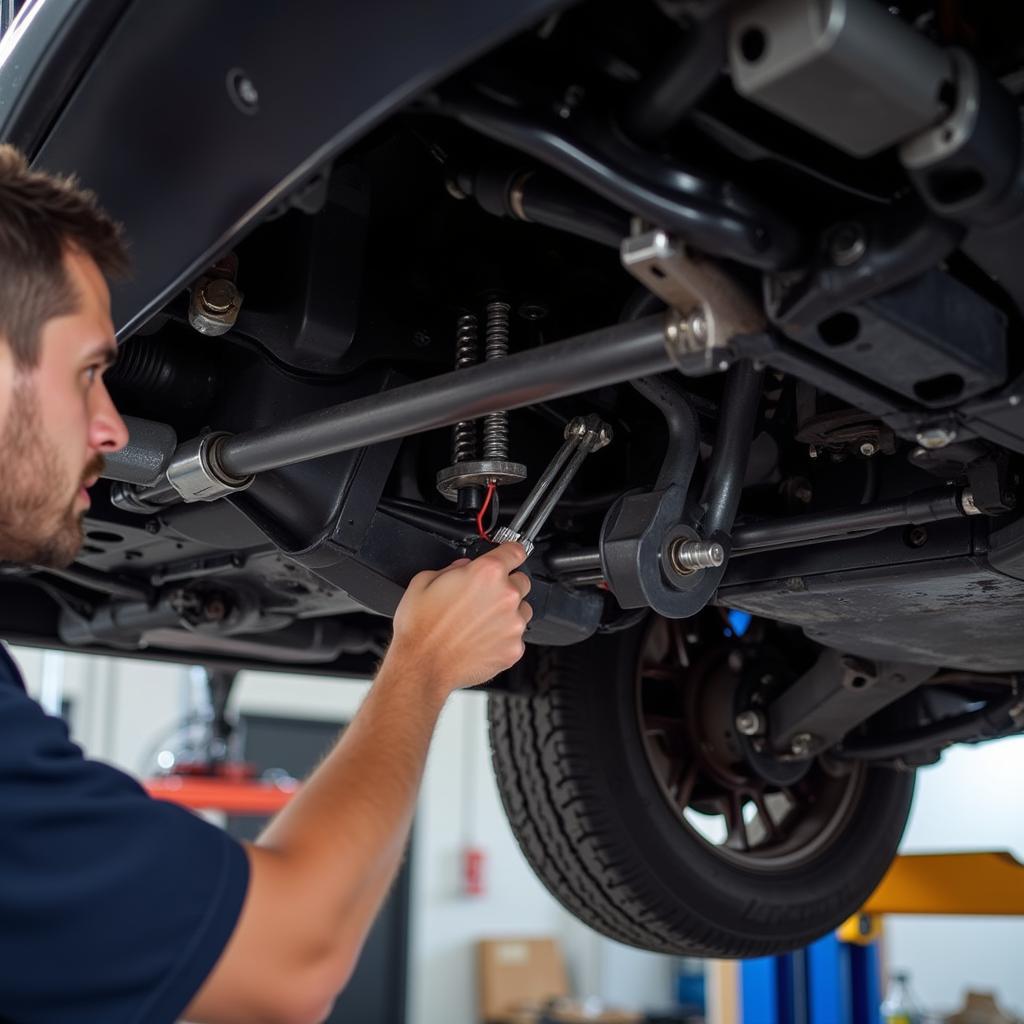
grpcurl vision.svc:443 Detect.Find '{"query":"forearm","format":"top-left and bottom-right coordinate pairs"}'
top-left (254, 652), bottom-right (446, 971)
top-left (186, 545), bottom-right (529, 1024)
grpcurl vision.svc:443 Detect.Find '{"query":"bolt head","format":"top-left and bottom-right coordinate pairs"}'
top-left (828, 222), bottom-right (867, 267)
top-left (916, 426), bottom-right (957, 450)
top-left (906, 525), bottom-right (929, 548)
top-left (859, 441), bottom-right (877, 457)
top-left (687, 310), bottom-right (708, 342)
top-left (790, 732), bottom-right (815, 757)
top-left (227, 69), bottom-right (259, 113)
top-left (735, 710), bottom-right (764, 736)
top-left (1010, 395), bottom-right (1022, 408)
top-left (809, 446), bottom-right (819, 459)
top-left (200, 278), bottom-right (239, 315)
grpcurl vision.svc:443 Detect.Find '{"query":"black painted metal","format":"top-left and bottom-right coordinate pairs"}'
top-left (764, 649), bottom-right (934, 754)
top-left (619, 10), bottom-right (728, 146)
top-left (550, 486), bottom-right (971, 578)
top-left (702, 361), bottom-right (764, 536)
top-left (445, 93), bottom-right (801, 270)
top-left (217, 315), bottom-right (671, 479)
top-left (600, 360), bottom-right (762, 617)
top-left (731, 487), bottom-right (965, 554)
top-left (0, 0), bottom-right (129, 154)
top-left (599, 375), bottom-right (700, 610)
top-left (26, 0), bottom-right (565, 338)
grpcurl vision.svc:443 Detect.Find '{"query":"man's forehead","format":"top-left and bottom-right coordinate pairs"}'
top-left (63, 245), bottom-right (113, 317)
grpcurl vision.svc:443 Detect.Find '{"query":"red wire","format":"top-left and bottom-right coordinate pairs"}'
top-left (476, 483), bottom-right (496, 540)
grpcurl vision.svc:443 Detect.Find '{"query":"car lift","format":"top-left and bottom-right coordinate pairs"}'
top-left (144, 666), bottom-right (299, 817)
top-left (724, 852), bottom-right (1024, 1024)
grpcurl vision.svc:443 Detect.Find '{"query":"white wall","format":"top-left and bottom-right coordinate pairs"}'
top-left (887, 736), bottom-right (1024, 1018)
top-left (8, 646), bottom-right (678, 1023)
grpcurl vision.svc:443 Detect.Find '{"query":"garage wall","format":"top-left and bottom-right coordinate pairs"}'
top-left (888, 735), bottom-right (1024, 1018)
top-left (9, 646), bottom-right (677, 1023)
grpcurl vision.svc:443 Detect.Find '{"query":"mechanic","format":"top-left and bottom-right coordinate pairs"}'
top-left (0, 145), bottom-right (532, 1024)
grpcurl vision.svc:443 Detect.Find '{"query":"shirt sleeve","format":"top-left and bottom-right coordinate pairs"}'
top-left (0, 670), bottom-right (250, 1024)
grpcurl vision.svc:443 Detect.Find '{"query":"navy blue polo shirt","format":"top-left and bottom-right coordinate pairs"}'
top-left (0, 644), bottom-right (249, 1023)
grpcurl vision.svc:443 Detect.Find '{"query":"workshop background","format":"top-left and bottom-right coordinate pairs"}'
top-left (12, 646), bottom-right (1024, 1024)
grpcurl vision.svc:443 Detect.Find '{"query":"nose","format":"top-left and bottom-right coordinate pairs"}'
top-left (88, 378), bottom-right (129, 454)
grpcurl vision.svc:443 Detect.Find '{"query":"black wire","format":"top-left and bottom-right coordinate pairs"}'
top-left (487, 490), bottom-right (501, 536)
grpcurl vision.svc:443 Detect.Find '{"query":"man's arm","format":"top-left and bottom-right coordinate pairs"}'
top-left (185, 543), bottom-right (531, 1024)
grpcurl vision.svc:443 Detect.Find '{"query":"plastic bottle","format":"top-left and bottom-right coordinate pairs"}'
top-left (881, 971), bottom-right (921, 1024)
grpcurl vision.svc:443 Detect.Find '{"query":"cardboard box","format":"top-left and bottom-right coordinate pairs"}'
top-left (478, 938), bottom-right (569, 1022)
top-left (477, 938), bottom-right (644, 1024)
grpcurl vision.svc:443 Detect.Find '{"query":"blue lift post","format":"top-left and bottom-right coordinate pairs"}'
top-left (740, 933), bottom-right (882, 1024)
top-left (737, 851), bottom-right (1024, 1023)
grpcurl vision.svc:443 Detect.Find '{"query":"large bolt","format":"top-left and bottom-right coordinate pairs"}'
top-left (828, 222), bottom-right (867, 267)
top-left (669, 537), bottom-right (725, 575)
top-left (790, 732), bottom-right (816, 758)
top-left (687, 310), bottom-right (708, 345)
top-left (916, 425), bottom-right (957, 450)
top-left (199, 278), bottom-right (239, 315)
top-left (735, 710), bottom-right (765, 736)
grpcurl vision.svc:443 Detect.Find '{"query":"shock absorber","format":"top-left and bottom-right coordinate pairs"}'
top-left (436, 299), bottom-right (526, 512)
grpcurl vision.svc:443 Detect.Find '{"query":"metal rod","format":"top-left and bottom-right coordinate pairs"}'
top-left (215, 315), bottom-right (670, 480)
top-left (36, 564), bottom-right (153, 603)
top-left (506, 436), bottom-right (580, 534)
top-left (545, 486), bottom-right (974, 577)
top-left (731, 487), bottom-right (969, 553)
top-left (701, 362), bottom-right (764, 536)
top-left (545, 549), bottom-right (603, 576)
top-left (521, 442), bottom-right (592, 545)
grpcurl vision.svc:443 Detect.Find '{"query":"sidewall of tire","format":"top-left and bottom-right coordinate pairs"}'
top-left (490, 626), bottom-right (916, 957)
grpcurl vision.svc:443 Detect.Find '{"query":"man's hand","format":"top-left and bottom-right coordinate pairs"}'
top-left (388, 542), bottom-right (532, 694)
top-left (187, 542), bottom-right (532, 1024)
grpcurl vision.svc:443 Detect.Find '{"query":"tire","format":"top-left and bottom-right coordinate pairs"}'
top-left (488, 621), bottom-right (915, 958)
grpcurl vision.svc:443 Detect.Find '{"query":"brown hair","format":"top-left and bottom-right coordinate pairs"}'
top-left (0, 144), bottom-right (128, 368)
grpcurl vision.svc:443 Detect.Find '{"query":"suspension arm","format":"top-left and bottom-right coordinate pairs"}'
top-left (111, 314), bottom-right (674, 509)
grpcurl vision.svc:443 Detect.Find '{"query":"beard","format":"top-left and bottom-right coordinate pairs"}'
top-left (0, 381), bottom-right (104, 568)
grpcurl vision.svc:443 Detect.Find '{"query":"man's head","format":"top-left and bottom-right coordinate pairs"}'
top-left (0, 145), bottom-right (130, 567)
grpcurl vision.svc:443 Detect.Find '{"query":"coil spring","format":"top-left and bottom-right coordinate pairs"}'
top-left (482, 301), bottom-right (511, 459)
top-left (452, 313), bottom-right (479, 464)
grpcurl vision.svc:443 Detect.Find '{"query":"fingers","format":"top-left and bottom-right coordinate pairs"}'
top-left (477, 541), bottom-right (528, 574)
top-left (507, 570), bottom-right (532, 600)
top-left (519, 599), bottom-right (534, 625)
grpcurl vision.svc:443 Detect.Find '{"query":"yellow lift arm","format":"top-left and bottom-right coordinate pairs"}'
top-left (839, 851), bottom-right (1024, 944)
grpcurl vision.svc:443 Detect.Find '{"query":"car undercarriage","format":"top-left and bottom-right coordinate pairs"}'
top-left (2, 0), bottom-right (1024, 956)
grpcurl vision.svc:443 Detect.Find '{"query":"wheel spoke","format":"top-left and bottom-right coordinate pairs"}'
top-left (724, 793), bottom-right (750, 851)
top-left (641, 664), bottom-right (679, 680)
top-left (671, 621), bottom-right (690, 669)
top-left (644, 713), bottom-right (685, 734)
top-left (673, 761), bottom-right (699, 810)
top-left (752, 792), bottom-right (779, 841)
